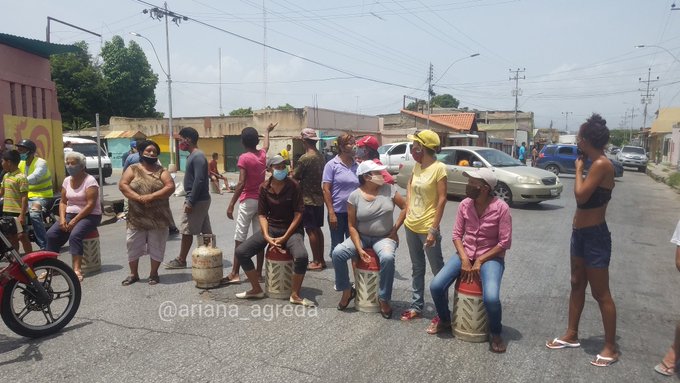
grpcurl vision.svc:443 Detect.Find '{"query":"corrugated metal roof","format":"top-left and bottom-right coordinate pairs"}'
top-left (0, 33), bottom-right (81, 58)
top-left (104, 130), bottom-right (146, 139)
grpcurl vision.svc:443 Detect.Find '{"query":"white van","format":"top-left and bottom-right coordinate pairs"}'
top-left (63, 137), bottom-right (112, 181)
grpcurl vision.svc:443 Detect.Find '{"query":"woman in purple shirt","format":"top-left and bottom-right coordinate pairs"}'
top-left (322, 133), bottom-right (359, 260)
top-left (428, 168), bottom-right (512, 353)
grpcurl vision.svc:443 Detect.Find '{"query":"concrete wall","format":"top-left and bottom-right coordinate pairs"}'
top-left (0, 43), bottom-right (65, 189)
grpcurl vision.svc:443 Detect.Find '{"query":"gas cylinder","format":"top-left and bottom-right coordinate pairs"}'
top-left (191, 234), bottom-right (223, 289)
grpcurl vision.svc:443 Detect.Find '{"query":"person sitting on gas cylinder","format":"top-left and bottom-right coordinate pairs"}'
top-left (331, 160), bottom-right (407, 318)
top-left (427, 168), bottom-right (512, 354)
top-left (234, 155), bottom-right (315, 306)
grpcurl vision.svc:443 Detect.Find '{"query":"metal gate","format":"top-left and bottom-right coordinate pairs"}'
top-left (223, 135), bottom-right (243, 172)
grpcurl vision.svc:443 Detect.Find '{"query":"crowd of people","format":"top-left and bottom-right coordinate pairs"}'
top-left (4, 115), bottom-right (679, 373)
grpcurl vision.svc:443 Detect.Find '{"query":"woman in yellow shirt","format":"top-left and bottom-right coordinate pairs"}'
top-left (401, 130), bottom-right (448, 321)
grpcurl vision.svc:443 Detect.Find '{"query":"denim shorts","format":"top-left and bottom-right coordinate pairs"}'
top-left (570, 222), bottom-right (611, 268)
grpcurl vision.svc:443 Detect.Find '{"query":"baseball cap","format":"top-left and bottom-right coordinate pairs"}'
top-left (356, 135), bottom-right (379, 150)
top-left (463, 168), bottom-right (497, 189)
top-left (407, 130), bottom-right (440, 150)
top-left (300, 128), bottom-right (320, 141)
top-left (356, 160), bottom-right (386, 176)
top-left (130, 141), bottom-right (137, 148)
top-left (266, 154), bottom-right (285, 167)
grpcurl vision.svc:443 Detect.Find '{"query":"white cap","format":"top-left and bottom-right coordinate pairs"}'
top-left (356, 160), bottom-right (386, 176)
top-left (462, 168), bottom-right (497, 189)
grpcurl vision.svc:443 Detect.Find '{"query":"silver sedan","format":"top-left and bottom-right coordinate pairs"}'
top-left (396, 146), bottom-right (563, 205)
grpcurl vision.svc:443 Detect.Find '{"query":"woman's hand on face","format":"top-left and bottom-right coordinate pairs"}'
top-left (358, 248), bottom-right (372, 263)
top-left (575, 157), bottom-right (584, 173)
top-left (328, 212), bottom-right (338, 230)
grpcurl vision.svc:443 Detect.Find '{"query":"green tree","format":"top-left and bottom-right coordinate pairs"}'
top-left (406, 100), bottom-right (427, 111)
top-left (609, 129), bottom-right (630, 147)
top-left (100, 36), bottom-right (159, 120)
top-left (50, 41), bottom-right (106, 130)
top-left (229, 107), bottom-right (253, 116)
top-left (431, 93), bottom-right (460, 108)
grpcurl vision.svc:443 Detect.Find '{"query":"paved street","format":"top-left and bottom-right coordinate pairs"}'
top-left (0, 170), bottom-right (678, 382)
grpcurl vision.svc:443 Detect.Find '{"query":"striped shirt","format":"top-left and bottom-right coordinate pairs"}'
top-left (2, 169), bottom-right (28, 214)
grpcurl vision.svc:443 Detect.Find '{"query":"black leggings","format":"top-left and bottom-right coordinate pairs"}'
top-left (235, 227), bottom-right (308, 274)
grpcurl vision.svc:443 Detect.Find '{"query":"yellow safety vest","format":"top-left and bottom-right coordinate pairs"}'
top-left (18, 157), bottom-right (54, 199)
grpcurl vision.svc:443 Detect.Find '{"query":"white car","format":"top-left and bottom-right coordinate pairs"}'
top-left (396, 146), bottom-right (563, 205)
top-left (64, 137), bottom-right (112, 181)
top-left (615, 145), bottom-right (648, 172)
top-left (378, 142), bottom-right (412, 174)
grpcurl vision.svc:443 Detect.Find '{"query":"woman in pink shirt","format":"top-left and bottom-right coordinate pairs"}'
top-left (427, 168), bottom-right (511, 354)
top-left (225, 123), bottom-right (276, 284)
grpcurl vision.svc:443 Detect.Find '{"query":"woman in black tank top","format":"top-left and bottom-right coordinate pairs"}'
top-left (546, 114), bottom-right (619, 367)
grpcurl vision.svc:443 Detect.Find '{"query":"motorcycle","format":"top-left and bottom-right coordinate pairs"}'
top-left (0, 217), bottom-right (81, 337)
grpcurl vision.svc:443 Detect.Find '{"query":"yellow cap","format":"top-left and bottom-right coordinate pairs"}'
top-left (407, 130), bottom-right (440, 150)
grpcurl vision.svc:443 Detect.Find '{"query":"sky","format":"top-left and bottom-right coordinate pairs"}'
top-left (4, 0), bottom-right (680, 132)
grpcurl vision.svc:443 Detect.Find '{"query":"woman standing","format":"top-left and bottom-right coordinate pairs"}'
top-left (332, 160), bottom-right (407, 318)
top-left (428, 168), bottom-right (511, 353)
top-left (322, 133), bottom-right (359, 260)
top-left (119, 140), bottom-right (175, 286)
top-left (401, 130), bottom-right (447, 321)
top-left (546, 114), bottom-right (618, 367)
top-left (46, 151), bottom-right (102, 281)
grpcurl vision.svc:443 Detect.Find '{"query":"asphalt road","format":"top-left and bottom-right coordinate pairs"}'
top-left (0, 170), bottom-right (677, 382)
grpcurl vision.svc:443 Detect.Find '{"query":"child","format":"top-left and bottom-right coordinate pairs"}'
top-left (0, 150), bottom-right (32, 253)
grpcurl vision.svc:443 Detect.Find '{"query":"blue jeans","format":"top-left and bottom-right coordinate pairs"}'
top-left (430, 256), bottom-right (505, 335)
top-left (328, 212), bottom-right (349, 258)
top-left (332, 235), bottom-right (397, 302)
top-left (29, 197), bottom-right (49, 250)
top-left (404, 227), bottom-right (444, 313)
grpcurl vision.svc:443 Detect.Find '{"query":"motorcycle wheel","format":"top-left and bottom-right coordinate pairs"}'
top-left (1, 258), bottom-right (81, 338)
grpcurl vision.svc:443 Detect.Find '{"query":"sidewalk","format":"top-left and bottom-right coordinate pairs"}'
top-left (646, 162), bottom-right (680, 193)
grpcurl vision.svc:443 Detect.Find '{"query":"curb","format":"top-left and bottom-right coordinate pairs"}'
top-left (647, 165), bottom-right (680, 193)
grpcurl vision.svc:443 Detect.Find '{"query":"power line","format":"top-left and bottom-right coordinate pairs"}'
top-left (137, 0), bottom-right (425, 91)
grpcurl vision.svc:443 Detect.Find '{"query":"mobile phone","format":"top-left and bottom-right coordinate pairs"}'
top-left (577, 148), bottom-right (584, 157)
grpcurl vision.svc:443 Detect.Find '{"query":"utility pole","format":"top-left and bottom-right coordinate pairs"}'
top-left (262, 0), bottom-right (268, 108)
top-left (426, 63), bottom-right (434, 129)
top-left (510, 68), bottom-right (525, 157)
top-left (629, 107), bottom-right (637, 144)
top-left (561, 111), bottom-right (573, 133)
top-left (218, 48), bottom-right (223, 116)
top-left (139, 2), bottom-right (187, 166)
top-left (639, 67), bottom-right (659, 149)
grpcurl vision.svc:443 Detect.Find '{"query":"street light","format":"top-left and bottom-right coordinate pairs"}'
top-left (130, 31), bottom-right (174, 165)
top-left (426, 53), bottom-right (480, 129)
top-left (635, 44), bottom-right (680, 64)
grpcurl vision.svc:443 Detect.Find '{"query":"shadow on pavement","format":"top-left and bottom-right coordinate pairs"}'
top-left (513, 203), bottom-right (563, 211)
top-left (580, 334), bottom-right (622, 356)
top-left (158, 272), bottom-right (193, 285)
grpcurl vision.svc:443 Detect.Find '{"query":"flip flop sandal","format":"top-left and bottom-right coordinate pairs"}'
top-left (148, 275), bottom-right (160, 285)
top-left (290, 297), bottom-right (316, 307)
top-left (546, 337), bottom-right (581, 349)
top-left (122, 275), bottom-right (139, 286)
top-left (307, 262), bottom-right (327, 271)
top-left (75, 270), bottom-right (84, 282)
top-left (400, 310), bottom-right (421, 321)
top-left (654, 362), bottom-right (675, 376)
top-left (590, 354), bottom-right (618, 367)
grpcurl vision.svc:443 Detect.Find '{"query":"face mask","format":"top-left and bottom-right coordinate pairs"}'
top-left (140, 155), bottom-right (157, 165)
top-left (273, 168), bottom-right (288, 181)
top-left (355, 147), bottom-right (367, 159)
top-left (5, 144), bottom-right (14, 150)
top-left (370, 174), bottom-right (385, 186)
top-left (465, 184), bottom-right (482, 200)
top-left (66, 165), bottom-right (80, 177)
top-left (411, 147), bottom-right (424, 164)
top-left (178, 141), bottom-right (190, 151)
top-left (19, 153), bottom-right (28, 161)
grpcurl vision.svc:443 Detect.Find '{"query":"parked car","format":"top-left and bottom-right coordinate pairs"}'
top-left (536, 144), bottom-right (623, 177)
top-left (64, 137), bottom-right (113, 181)
top-left (616, 145), bottom-right (648, 172)
top-left (379, 142), bottom-right (412, 174)
top-left (396, 146), bottom-right (563, 205)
